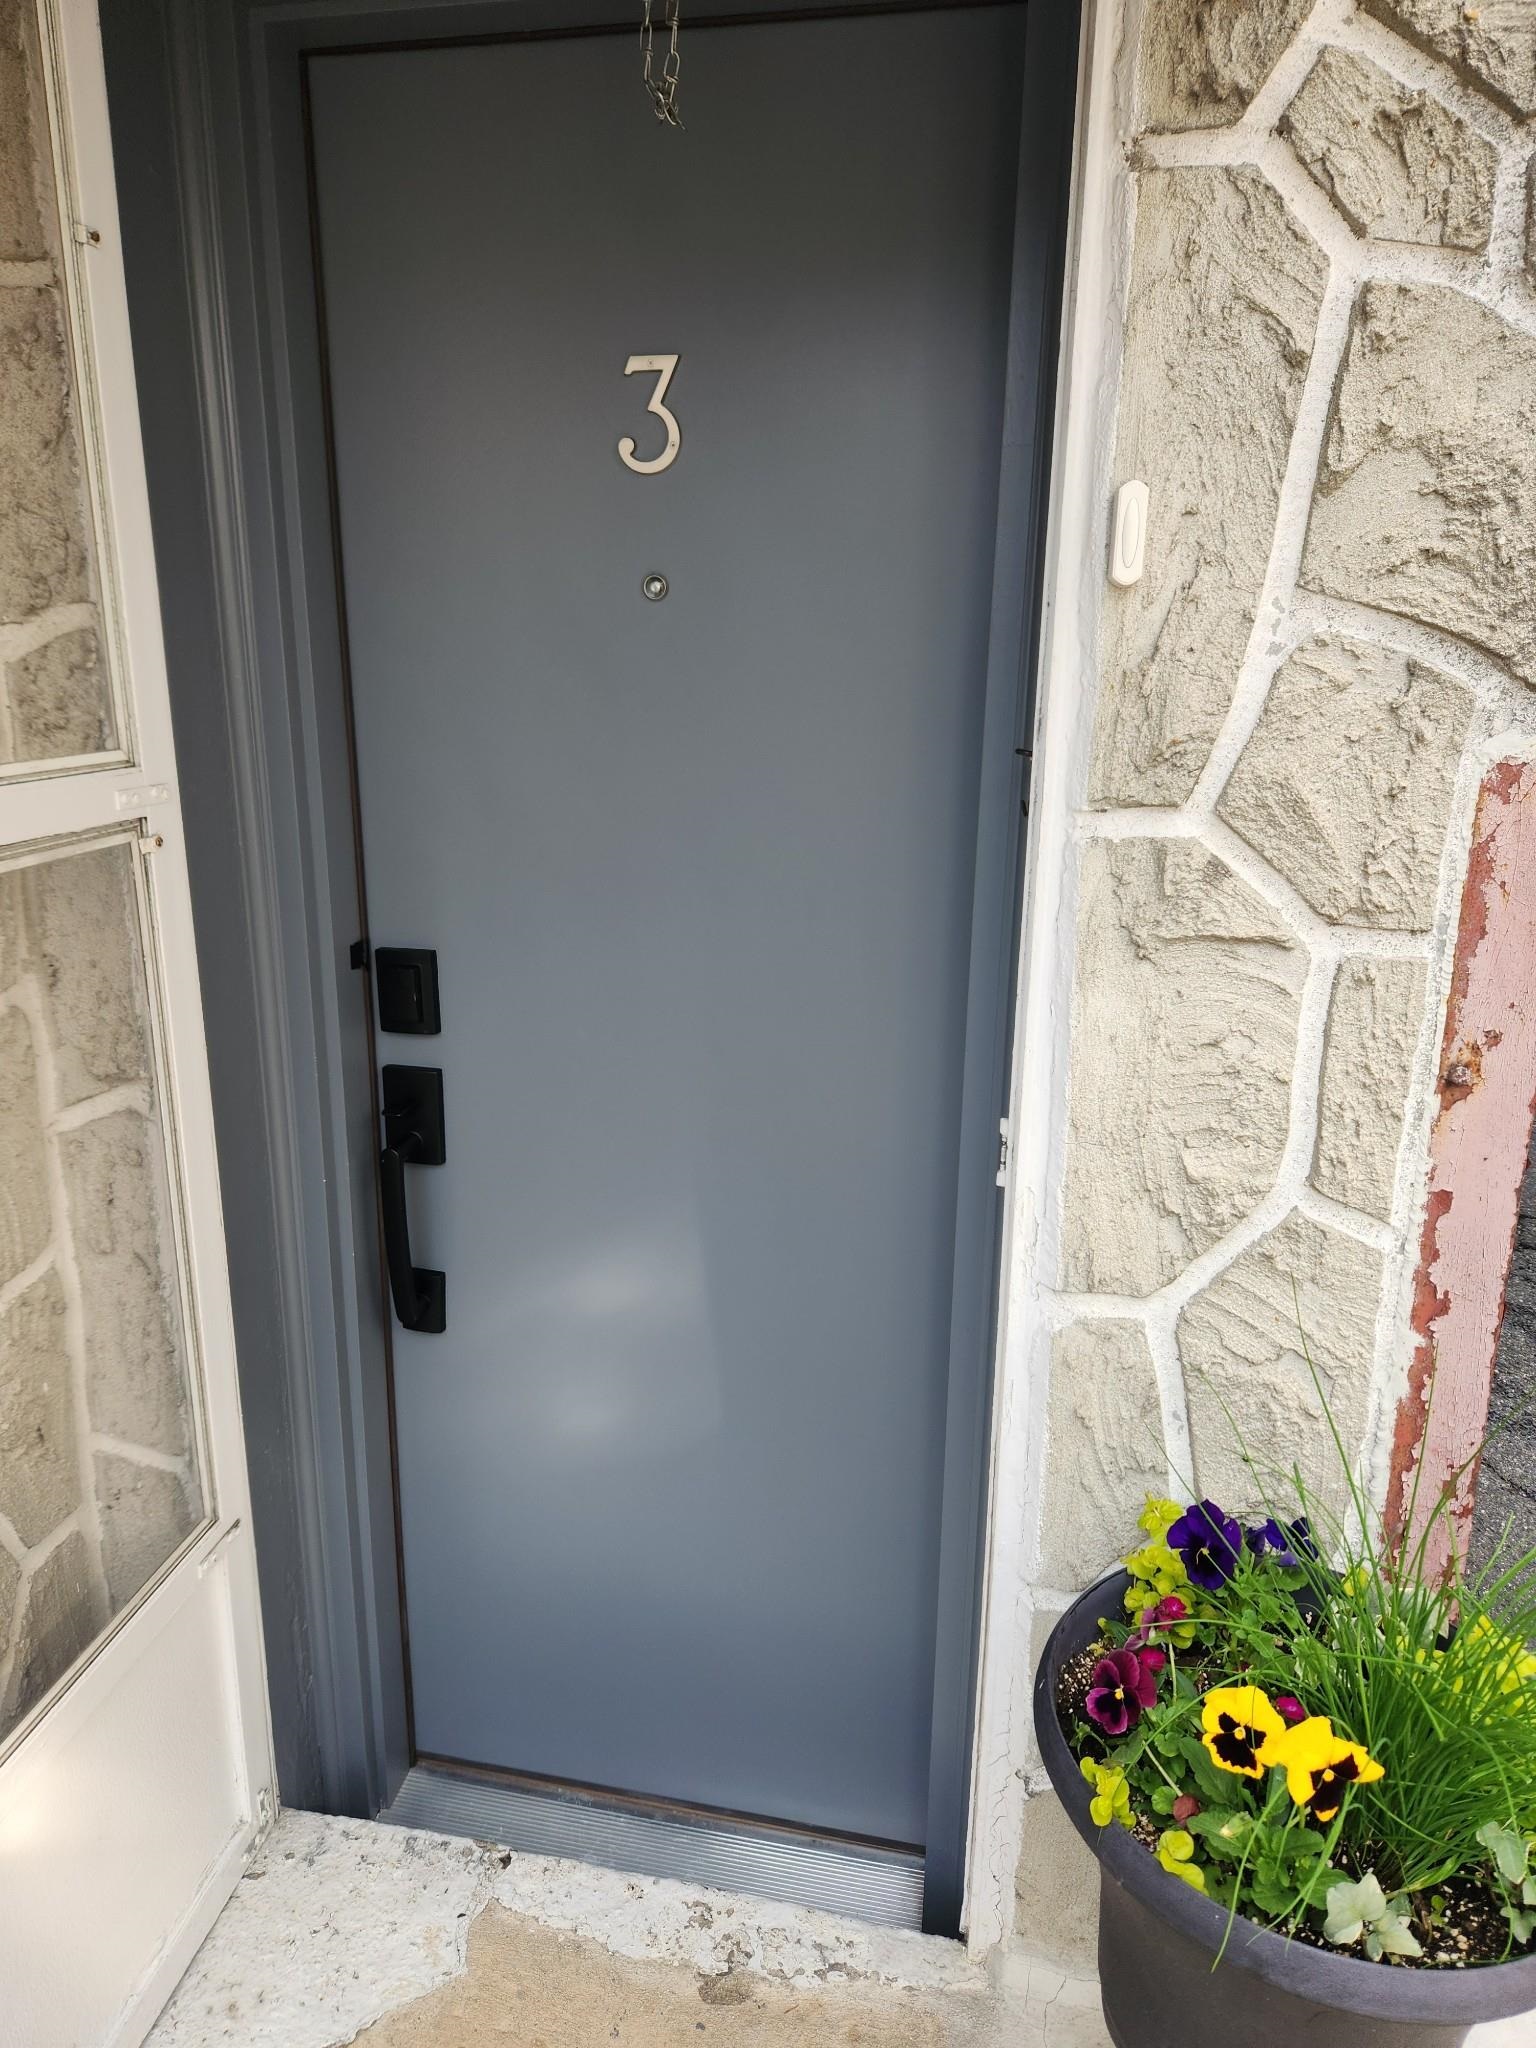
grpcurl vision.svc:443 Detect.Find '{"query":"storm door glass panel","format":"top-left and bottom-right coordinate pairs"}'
top-left (0, 0), bottom-right (121, 770)
top-left (0, 832), bottom-right (206, 1746)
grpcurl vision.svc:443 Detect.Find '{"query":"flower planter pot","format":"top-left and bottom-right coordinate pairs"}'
top-left (1033, 1572), bottom-right (1536, 2048)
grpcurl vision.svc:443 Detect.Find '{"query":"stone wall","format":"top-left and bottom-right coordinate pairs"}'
top-left (0, 0), bottom-right (201, 1740)
top-left (1019, 0), bottom-right (1536, 1949)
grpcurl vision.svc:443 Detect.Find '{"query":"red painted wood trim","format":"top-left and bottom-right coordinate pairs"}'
top-left (1386, 760), bottom-right (1536, 1573)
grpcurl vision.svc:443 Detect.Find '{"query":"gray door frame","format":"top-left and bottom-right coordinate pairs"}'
top-left (100, 0), bottom-right (1079, 1937)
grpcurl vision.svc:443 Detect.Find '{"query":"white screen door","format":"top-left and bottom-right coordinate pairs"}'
top-left (0, 4), bottom-right (272, 2042)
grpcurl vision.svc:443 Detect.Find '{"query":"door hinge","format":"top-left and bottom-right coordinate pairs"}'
top-left (996, 1117), bottom-right (1011, 1188)
top-left (350, 937), bottom-right (371, 969)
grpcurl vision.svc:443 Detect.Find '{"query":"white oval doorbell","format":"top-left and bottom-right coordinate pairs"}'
top-left (1109, 478), bottom-right (1149, 588)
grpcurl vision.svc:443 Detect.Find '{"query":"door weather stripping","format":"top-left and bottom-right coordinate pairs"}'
top-left (996, 1117), bottom-right (1011, 1188)
top-left (381, 1764), bottom-right (923, 1929)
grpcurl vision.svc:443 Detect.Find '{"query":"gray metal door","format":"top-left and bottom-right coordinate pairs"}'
top-left (310, 5), bottom-right (1026, 1852)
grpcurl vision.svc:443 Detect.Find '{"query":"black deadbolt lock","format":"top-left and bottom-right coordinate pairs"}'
top-left (376, 946), bottom-right (441, 1035)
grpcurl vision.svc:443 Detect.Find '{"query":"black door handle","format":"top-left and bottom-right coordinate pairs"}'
top-left (379, 1065), bottom-right (446, 1334)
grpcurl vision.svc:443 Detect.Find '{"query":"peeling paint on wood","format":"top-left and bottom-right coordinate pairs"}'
top-left (1387, 761), bottom-right (1536, 1572)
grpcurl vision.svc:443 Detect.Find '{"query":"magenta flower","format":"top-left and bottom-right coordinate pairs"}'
top-left (1127, 1596), bottom-right (1186, 1667)
top-left (1274, 1693), bottom-right (1305, 1723)
top-left (1084, 1648), bottom-right (1159, 1737)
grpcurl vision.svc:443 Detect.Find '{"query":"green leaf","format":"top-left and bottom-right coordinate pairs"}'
top-left (1477, 1821), bottom-right (1530, 1886)
top-left (1149, 1783), bottom-right (1179, 1816)
top-left (1326, 1875), bottom-right (1386, 1946)
top-left (1108, 1727), bottom-right (1148, 1772)
top-left (1249, 1868), bottom-right (1296, 1920)
top-left (1175, 1736), bottom-right (1236, 1806)
top-left (1374, 1909), bottom-right (1423, 1959)
top-left (1187, 1809), bottom-right (1252, 1861)
top-left (1294, 1861), bottom-right (1344, 1910)
top-left (1505, 1906), bottom-right (1536, 1946)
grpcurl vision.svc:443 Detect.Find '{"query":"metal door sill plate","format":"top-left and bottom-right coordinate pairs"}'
top-left (380, 1761), bottom-right (924, 1929)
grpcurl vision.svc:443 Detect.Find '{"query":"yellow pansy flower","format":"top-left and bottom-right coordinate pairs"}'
top-left (1080, 1757), bottom-right (1133, 1829)
top-left (1137, 1497), bottom-right (1184, 1543)
top-left (1463, 1616), bottom-right (1536, 1696)
top-left (1267, 1716), bottom-right (1384, 1823)
top-left (1155, 1829), bottom-right (1206, 1891)
top-left (1199, 1684), bottom-right (1287, 1779)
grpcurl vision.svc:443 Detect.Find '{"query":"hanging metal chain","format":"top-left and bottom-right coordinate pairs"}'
top-left (641, 0), bottom-right (683, 128)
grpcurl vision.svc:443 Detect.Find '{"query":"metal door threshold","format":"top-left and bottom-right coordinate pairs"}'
top-left (380, 1762), bottom-right (925, 1929)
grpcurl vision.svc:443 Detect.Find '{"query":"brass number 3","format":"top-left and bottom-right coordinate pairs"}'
top-left (618, 354), bottom-right (681, 475)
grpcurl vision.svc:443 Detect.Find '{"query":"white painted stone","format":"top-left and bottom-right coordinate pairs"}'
top-left (1313, 957), bottom-right (1427, 1220)
top-left (23, 841), bottom-right (150, 1109)
top-left (1012, 1792), bottom-right (1100, 1971)
top-left (62, 1110), bottom-right (192, 1458)
top-left (1178, 1209), bottom-right (1384, 1520)
top-left (1138, 0), bottom-right (1312, 133)
top-left (3, 1528), bottom-right (104, 1725)
top-left (1061, 840), bottom-right (1304, 1297)
top-left (0, 1545), bottom-right (17, 1666)
top-left (1090, 168), bottom-right (1327, 805)
top-left (0, 0), bottom-right (49, 265)
top-left (1038, 1322), bottom-right (1166, 1587)
top-left (0, 1271), bottom-right (78, 1548)
top-left (1279, 46), bottom-right (1496, 250)
top-left (4, 625), bottom-right (113, 762)
top-left (1217, 636), bottom-right (1474, 930)
top-left (0, 1004), bottom-right (50, 1287)
top-left (149, 1813), bottom-right (490, 2048)
top-left (0, 288), bottom-right (91, 623)
top-left (1362, 0), bottom-right (1536, 119)
top-left (1302, 282), bottom-right (1536, 689)
top-left (94, 1451), bottom-right (198, 1608)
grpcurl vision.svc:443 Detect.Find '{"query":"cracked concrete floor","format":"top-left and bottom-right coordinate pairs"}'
top-left (346, 1905), bottom-right (1098, 2048)
top-left (148, 1814), bottom-right (1107, 2048)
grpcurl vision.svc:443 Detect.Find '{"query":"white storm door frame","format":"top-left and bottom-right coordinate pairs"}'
top-left (0, 4), bottom-right (274, 2045)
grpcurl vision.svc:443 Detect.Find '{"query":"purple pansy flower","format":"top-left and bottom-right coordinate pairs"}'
top-left (1084, 1648), bottom-right (1159, 1737)
top-left (1243, 1516), bottom-right (1315, 1569)
top-left (1167, 1499), bottom-right (1243, 1590)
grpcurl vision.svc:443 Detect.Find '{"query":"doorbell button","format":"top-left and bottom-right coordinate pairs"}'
top-left (1109, 479), bottom-right (1149, 588)
top-left (642, 573), bottom-right (669, 601)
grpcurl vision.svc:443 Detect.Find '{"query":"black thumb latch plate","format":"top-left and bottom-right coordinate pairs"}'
top-left (382, 1064), bottom-right (446, 1165)
top-left (376, 947), bottom-right (440, 1034)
